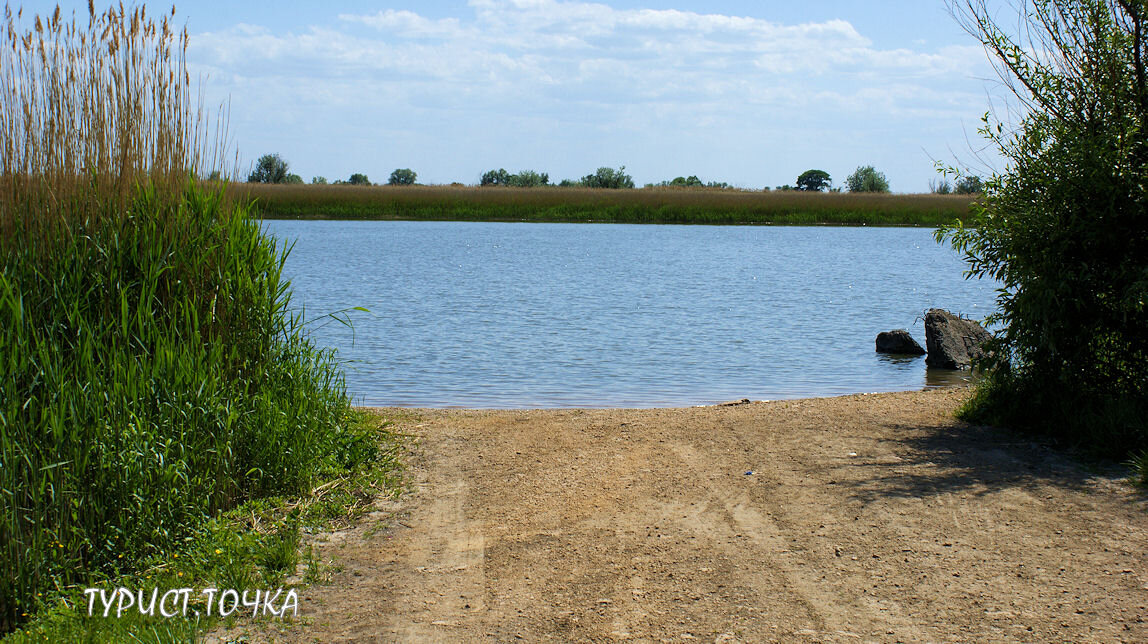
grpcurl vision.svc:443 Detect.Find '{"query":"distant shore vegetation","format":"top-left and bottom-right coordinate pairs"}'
top-left (236, 155), bottom-right (980, 225)
top-left (231, 182), bottom-right (976, 226)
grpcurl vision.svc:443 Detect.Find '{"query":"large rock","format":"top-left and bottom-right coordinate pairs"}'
top-left (875, 329), bottom-right (926, 355)
top-left (924, 308), bottom-right (993, 369)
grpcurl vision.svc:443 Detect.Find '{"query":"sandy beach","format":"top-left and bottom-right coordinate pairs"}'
top-left (221, 387), bottom-right (1148, 643)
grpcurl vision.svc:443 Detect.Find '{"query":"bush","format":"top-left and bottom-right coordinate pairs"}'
top-left (938, 0), bottom-right (1148, 468)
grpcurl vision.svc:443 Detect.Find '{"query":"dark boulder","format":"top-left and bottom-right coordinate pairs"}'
top-left (875, 329), bottom-right (926, 355)
top-left (924, 309), bottom-right (993, 369)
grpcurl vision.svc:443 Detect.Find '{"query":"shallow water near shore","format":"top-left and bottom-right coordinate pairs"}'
top-left (265, 220), bottom-right (997, 407)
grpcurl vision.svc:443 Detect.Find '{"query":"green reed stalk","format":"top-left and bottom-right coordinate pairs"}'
top-left (1, 4), bottom-right (354, 634)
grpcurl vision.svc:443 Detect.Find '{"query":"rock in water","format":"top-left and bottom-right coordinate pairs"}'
top-left (924, 309), bottom-right (993, 369)
top-left (875, 329), bottom-right (926, 355)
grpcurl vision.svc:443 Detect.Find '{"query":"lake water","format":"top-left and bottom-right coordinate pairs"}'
top-left (263, 221), bottom-right (999, 408)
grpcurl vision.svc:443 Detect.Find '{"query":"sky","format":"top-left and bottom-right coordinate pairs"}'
top-left (37, 0), bottom-right (1012, 191)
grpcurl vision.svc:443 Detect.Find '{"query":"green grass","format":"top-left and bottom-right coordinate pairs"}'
top-left (0, 182), bottom-right (381, 633)
top-left (4, 410), bottom-right (407, 643)
top-left (235, 184), bottom-right (977, 226)
top-left (2, 5), bottom-right (401, 637)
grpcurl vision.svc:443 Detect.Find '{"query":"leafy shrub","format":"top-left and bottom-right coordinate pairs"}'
top-left (938, 0), bottom-right (1148, 468)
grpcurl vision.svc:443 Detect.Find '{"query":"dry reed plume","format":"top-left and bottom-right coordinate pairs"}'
top-left (0, 1), bottom-right (230, 241)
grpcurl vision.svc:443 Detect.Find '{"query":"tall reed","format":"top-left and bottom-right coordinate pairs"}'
top-left (1, 4), bottom-right (353, 633)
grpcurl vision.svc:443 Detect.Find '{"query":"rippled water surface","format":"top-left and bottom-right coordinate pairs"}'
top-left (264, 221), bottom-right (998, 408)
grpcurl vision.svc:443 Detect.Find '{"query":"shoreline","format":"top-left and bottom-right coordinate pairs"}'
top-left (349, 382), bottom-right (980, 412)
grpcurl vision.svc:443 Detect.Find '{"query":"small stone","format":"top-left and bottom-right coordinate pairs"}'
top-left (876, 329), bottom-right (926, 355)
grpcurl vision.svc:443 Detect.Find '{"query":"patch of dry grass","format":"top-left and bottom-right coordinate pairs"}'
top-left (234, 183), bottom-right (976, 226)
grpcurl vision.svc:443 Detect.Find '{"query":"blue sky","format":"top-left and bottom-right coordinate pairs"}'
top-left (41, 0), bottom-right (1007, 190)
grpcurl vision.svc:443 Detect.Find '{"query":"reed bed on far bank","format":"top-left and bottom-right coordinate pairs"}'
top-left (1, 5), bottom-right (373, 635)
top-left (237, 183), bottom-right (976, 226)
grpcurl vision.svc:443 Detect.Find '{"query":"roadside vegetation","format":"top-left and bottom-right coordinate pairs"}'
top-left (937, 0), bottom-right (1148, 480)
top-left (0, 4), bottom-right (400, 638)
top-left (236, 183), bottom-right (974, 225)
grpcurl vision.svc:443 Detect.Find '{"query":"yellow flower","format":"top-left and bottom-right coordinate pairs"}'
top-left (177, 572), bottom-right (183, 577)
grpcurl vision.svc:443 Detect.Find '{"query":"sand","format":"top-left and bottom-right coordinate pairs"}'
top-left (216, 387), bottom-right (1148, 643)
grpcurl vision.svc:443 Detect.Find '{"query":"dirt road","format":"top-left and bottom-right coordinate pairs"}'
top-left (239, 388), bottom-right (1147, 642)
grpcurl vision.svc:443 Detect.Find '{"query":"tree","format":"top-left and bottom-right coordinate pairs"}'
top-left (312, 176), bottom-right (328, 185)
top-left (581, 166), bottom-right (634, 189)
top-left (953, 175), bottom-right (982, 194)
top-left (481, 168), bottom-right (512, 186)
top-left (348, 173), bottom-right (371, 186)
top-left (248, 153), bottom-right (289, 183)
top-left (388, 169), bottom-right (416, 186)
top-left (796, 169), bottom-right (831, 192)
top-left (937, 0), bottom-right (1148, 465)
top-left (844, 165), bottom-right (889, 192)
top-left (285, 173), bottom-right (303, 184)
top-left (508, 170), bottom-right (549, 187)
top-left (652, 176), bottom-right (704, 187)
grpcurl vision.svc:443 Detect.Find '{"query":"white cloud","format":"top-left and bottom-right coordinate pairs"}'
top-left (186, 0), bottom-right (999, 188)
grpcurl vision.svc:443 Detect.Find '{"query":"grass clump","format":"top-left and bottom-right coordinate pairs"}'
top-left (0, 3), bottom-right (390, 635)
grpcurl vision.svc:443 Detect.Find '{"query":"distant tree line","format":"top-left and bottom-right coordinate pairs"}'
top-left (245, 153), bottom-right (980, 194)
top-left (481, 168), bottom-right (550, 187)
top-left (646, 175), bottom-right (733, 189)
top-left (246, 154), bottom-right (419, 187)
